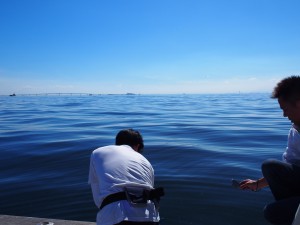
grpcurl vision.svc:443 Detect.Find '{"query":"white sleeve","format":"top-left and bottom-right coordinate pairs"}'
top-left (88, 154), bottom-right (97, 184)
top-left (283, 127), bottom-right (300, 164)
top-left (88, 154), bottom-right (101, 207)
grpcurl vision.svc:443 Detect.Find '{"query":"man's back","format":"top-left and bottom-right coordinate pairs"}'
top-left (89, 144), bottom-right (159, 225)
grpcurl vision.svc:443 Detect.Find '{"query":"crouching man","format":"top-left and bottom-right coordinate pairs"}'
top-left (89, 129), bottom-right (164, 225)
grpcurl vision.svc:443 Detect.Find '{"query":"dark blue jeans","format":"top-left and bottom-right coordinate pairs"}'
top-left (262, 159), bottom-right (300, 225)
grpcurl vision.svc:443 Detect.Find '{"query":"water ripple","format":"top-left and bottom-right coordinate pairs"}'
top-left (0, 93), bottom-right (289, 225)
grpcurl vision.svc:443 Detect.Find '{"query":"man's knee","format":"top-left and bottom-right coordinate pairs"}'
top-left (261, 159), bottom-right (279, 175)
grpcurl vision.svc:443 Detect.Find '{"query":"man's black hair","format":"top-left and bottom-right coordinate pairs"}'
top-left (272, 75), bottom-right (300, 103)
top-left (115, 129), bottom-right (144, 152)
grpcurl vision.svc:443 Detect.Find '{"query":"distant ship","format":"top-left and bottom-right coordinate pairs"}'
top-left (9, 93), bottom-right (16, 96)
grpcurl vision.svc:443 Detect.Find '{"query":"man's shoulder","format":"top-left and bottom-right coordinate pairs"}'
top-left (92, 145), bottom-right (133, 154)
top-left (92, 145), bottom-right (116, 154)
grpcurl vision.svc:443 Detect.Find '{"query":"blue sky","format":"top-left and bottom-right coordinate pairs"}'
top-left (0, 0), bottom-right (299, 95)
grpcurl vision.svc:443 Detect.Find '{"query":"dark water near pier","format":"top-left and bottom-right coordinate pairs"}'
top-left (0, 93), bottom-right (290, 224)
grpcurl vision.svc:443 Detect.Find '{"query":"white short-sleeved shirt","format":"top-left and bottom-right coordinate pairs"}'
top-left (282, 124), bottom-right (300, 166)
top-left (88, 145), bottom-right (160, 225)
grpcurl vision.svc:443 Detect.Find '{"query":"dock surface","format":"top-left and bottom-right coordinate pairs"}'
top-left (0, 215), bottom-right (95, 225)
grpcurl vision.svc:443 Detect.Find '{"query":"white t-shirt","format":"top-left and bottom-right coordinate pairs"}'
top-left (88, 145), bottom-right (160, 225)
top-left (282, 124), bottom-right (300, 166)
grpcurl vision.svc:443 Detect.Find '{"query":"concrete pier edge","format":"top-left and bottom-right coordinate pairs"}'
top-left (0, 214), bottom-right (95, 225)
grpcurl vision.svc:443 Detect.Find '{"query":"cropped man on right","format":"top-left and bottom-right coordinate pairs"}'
top-left (239, 75), bottom-right (300, 224)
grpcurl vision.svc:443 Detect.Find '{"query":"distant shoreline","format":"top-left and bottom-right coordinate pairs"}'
top-left (2, 93), bottom-right (140, 97)
top-left (1, 92), bottom-right (269, 97)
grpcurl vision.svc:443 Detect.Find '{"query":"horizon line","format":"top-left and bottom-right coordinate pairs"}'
top-left (1, 91), bottom-right (270, 97)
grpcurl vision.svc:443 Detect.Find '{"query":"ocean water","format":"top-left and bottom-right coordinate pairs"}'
top-left (0, 93), bottom-right (290, 225)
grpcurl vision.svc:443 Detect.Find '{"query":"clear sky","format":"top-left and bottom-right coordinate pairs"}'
top-left (0, 0), bottom-right (299, 95)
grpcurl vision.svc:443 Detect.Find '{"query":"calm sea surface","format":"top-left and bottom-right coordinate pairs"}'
top-left (0, 93), bottom-right (290, 225)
